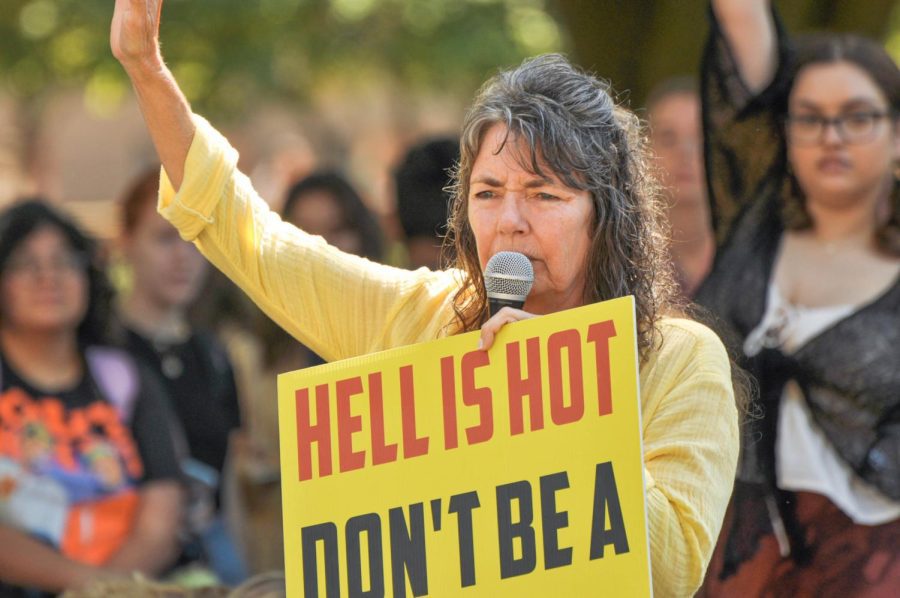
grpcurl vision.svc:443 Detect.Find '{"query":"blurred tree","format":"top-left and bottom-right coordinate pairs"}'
top-left (553, 0), bottom-right (900, 108)
top-left (0, 0), bottom-right (566, 118)
top-left (4, 1), bottom-right (899, 118)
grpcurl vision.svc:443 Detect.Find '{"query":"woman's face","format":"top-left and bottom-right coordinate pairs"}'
top-left (468, 123), bottom-right (594, 315)
top-left (123, 198), bottom-right (208, 310)
top-left (1, 226), bottom-right (89, 335)
top-left (649, 91), bottom-right (705, 205)
top-left (287, 190), bottom-right (363, 255)
top-left (787, 61), bottom-right (898, 211)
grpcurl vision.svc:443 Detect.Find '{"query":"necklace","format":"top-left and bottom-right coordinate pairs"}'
top-left (121, 307), bottom-right (191, 379)
top-left (141, 320), bottom-right (190, 380)
top-left (151, 336), bottom-right (186, 379)
top-left (160, 349), bottom-right (185, 379)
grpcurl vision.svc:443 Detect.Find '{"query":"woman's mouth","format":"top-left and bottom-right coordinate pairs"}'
top-left (816, 155), bottom-right (852, 173)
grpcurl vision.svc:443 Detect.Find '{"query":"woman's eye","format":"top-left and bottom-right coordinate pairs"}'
top-left (844, 113), bottom-right (873, 127)
top-left (537, 192), bottom-right (559, 200)
top-left (474, 190), bottom-right (495, 199)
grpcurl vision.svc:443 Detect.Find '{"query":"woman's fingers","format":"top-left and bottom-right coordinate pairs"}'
top-left (111, 0), bottom-right (163, 70)
top-left (478, 307), bottom-right (536, 351)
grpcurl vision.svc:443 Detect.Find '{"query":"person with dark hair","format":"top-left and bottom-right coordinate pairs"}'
top-left (281, 171), bottom-right (384, 262)
top-left (111, 2), bottom-right (741, 594)
top-left (0, 199), bottom-right (183, 596)
top-left (394, 137), bottom-right (460, 269)
top-left (260, 169), bottom-right (385, 373)
top-left (696, 1), bottom-right (900, 594)
top-left (646, 77), bottom-right (715, 298)
top-left (117, 168), bottom-right (246, 584)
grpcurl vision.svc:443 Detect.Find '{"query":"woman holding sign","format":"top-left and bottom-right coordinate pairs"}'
top-left (110, 1), bottom-right (739, 595)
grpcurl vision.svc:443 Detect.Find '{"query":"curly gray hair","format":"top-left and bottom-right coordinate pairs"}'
top-left (445, 54), bottom-right (678, 357)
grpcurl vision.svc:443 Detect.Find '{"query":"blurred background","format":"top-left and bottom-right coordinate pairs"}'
top-left (1, 0), bottom-right (899, 240)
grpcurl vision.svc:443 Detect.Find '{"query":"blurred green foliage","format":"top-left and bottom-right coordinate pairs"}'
top-left (554, 0), bottom-right (900, 107)
top-left (4, 0), bottom-right (900, 121)
top-left (0, 0), bottom-right (565, 117)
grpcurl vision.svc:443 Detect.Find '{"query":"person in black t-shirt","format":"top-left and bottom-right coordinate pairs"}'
top-left (117, 169), bottom-right (245, 584)
top-left (0, 199), bottom-right (183, 596)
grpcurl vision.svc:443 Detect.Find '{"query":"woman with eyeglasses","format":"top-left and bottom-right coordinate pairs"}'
top-left (696, 1), bottom-right (900, 595)
top-left (0, 200), bottom-right (183, 596)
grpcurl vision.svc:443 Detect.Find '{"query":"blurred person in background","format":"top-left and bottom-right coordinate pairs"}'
top-left (393, 137), bottom-right (460, 270)
top-left (257, 170), bottom-right (384, 379)
top-left (230, 170), bottom-right (385, 573)
top-left (646, 77), bottom-right (715, 298)
top-left (280, 171), bottom-right (384, 263)
top-left (260, 171), bottom-right (385, 377)
top-left (0, 200), bottom-right (182, 596)
top-left (697, 0), bottom-right (900, 595)
top-left (118, 170), bottom-right (246, 585)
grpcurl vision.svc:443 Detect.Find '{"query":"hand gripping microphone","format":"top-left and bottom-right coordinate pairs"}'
top-left (484, 251), bottom-right (535, 317)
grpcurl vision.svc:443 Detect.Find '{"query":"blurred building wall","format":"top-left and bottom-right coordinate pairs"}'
top-left (0, 80), bottom-right (466, 243)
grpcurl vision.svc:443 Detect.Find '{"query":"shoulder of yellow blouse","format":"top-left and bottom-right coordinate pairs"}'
top-left (650, 317), bottom-right (731, 377)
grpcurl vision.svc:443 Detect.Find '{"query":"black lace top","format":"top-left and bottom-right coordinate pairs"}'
top-left (695, 4), bottom-right (900, 571)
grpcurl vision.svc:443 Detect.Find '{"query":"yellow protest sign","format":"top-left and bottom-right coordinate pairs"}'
top-left (277, 296), bottom-right (651, 597)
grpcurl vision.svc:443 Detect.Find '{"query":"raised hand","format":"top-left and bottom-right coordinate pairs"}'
top-left (111, 0), bottom-right (163, 72)
top-left (109, 0), bottom-right (193, 189)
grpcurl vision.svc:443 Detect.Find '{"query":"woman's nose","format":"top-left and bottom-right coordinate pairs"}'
top-left (821, 120), bottom-right (844, 146)
top-left (497, 195), bottom-right (528, 235)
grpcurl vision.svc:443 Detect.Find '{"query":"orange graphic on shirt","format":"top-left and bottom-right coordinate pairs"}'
top-left (0, 388), bottom-right (143, 479)
top-left (62, 490), bottom-right (140, 565)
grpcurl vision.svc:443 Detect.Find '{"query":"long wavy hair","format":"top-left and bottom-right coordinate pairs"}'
top-left (445, 54), bottom-right (678, 358)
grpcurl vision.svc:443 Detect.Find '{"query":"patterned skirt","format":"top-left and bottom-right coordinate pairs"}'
top-left (698, 491), bottom-right (900, 598)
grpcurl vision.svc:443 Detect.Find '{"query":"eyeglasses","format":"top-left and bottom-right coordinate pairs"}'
top-left (785, 111), bottom-right (892, 145)
top-left (4, 252), bottom-right (89, 278)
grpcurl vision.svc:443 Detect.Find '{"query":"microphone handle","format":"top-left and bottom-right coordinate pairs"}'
top-left (488, 296), bottom-right (526, 317)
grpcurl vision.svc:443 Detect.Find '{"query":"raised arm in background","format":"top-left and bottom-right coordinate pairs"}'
top-left (111, 0), bottom-right (193, 190)
top-left (711, 0), bottom-right (777, 94)
top-left (702, 0), bottom-right (790, 242)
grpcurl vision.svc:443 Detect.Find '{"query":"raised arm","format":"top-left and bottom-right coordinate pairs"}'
top-left (702, 0), bottom-right (790, 242)
top-left (111, 0), bottom-right (193, 190)
top-left (711, 0), bottom-right (778, 94)
top-left (110, 0), bottom-right (456, 361)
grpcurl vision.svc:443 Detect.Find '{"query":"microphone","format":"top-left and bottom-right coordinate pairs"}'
top-left (484, 251), bottom-right (534, 317)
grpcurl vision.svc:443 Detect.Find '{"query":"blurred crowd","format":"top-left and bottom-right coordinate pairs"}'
top-left (0, 128), bottom-right (462, 597)
top-left (0, 0), bottom-right (898, 596)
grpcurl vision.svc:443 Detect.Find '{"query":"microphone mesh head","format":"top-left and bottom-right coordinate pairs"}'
top-left (484, 251), bottom-right (534, 298)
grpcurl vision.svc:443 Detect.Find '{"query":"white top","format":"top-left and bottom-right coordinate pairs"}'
top-left (743, 284), bottom-right (900, 525)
